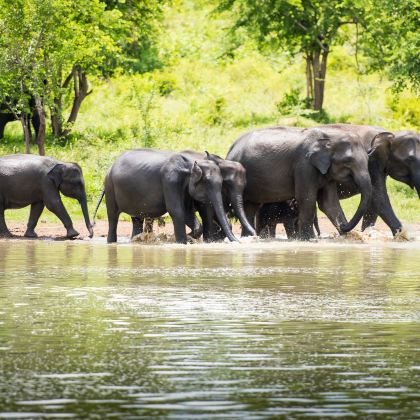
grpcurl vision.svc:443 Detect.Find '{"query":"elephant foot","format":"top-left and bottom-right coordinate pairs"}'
top-left (66, 227), bottom-right (80, 239)
top-left (24, 229), bottom-right (38, 238)
top-left (0, 230), bottom-right (13, 238)
top-left (107, 235), bottom-right (117, 243)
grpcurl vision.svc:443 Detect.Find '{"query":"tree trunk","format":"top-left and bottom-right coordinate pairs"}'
top-left (305, 53), bottom-right (314, 108)
top-left (311, 49), bottom-right (329, 111)
top-left (21, 114), bottom-right (31, 154)
top-left (62, 66), bottom-right (92, 137)
top-left (34, 96), bottom-right (46, 156)
top-left (51, 97), bottom-right (63, 137)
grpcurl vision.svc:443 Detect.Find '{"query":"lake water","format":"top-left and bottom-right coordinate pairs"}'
top-left (0, 239), bottom-right (419, 418)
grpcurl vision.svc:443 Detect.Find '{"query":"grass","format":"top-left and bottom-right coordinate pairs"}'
top-left (1, 0), bottom-right (419, 228)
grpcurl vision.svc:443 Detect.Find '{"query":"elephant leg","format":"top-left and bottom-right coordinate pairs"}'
top-left (255, 207), bottom-right (270, 237)
top-left (144, 218), bottom-right (154, 233)
top-left (268, 221), bottom-right (277, 238)
top-left (318, 183), bottom-right (348, 233)
top-left (295, 186), bottom-right (318, 240)
top-left (0, 205), bottom-right (12, 237)
top-left (0, 113), bottom-right (14, 139)
top-left (44, 194), bottom-right (78, 238)
top-left (131, 217), bottom-right (144, 238)
top-left (196, 203), bottom-right (219, 242)
top-left (369, 175), bottom-right (402, 235)
top-left (361, 208), bottom-right (378, 231)
top-left (168, 208), bottom-right (187, 244)
top-left (25, 202), bottom-right (45, 237)
top-left (162, 180), bottom-right (188, 244)
top-left (31, 111), bottom-right (40, 140)
top-left (184, 198), bottom-right (202, 239)
top-left (185, 212), bottom-right (203, 239)
top-left (105, 192), bottom-right (119, 243)
top-left (284, 219), bottom-right (297, 239)
top-left (243, 202), bottom-right (260, 237)
top-left (0, 119), bottom-right (6, 139)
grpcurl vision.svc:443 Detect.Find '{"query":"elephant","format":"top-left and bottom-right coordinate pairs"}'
top-left (226, 126), bottom-right (373, 240)
top-left (182, 150), bottom-right (256, 241)
top-left (0, 154), bottom-right (93, 238)
top-left (96, 149), bottom-right (238, 244)
top-left (256, 200), bottom-right (320, 239)
top-left (126, 150), bottom-right (256, 242)
top-left (317, 124), bottom-right (420, 235)
top-left (0, 99), bottom-right (40, 139)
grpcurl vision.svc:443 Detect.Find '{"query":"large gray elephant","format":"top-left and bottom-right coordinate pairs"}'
top-left (226, 127), bottom-right (374, 240)
top-left (317, 124), bottom-right (420, 235)
top-left (0, 154), bottom-right (93, 238)
top-left (98, 149), bottom-right (238, 244)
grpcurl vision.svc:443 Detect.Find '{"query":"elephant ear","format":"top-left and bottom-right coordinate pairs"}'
top-left (368, 132), bottom-right (394, 158)
top-left (204, 151), bottom-right (223, 164)
top-left (190, 161), bottom-right (203, 184)
top-left (307, 138), bottom-right (332, 175)
top-left (48, 163), bottom-right (65, 188)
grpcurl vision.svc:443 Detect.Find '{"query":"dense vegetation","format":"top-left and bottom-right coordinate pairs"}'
top-left (0, 0), bottom-right (419, 224)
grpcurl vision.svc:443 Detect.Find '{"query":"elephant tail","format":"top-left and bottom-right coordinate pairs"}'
top-left (92, 189), bottom-right (105, 227)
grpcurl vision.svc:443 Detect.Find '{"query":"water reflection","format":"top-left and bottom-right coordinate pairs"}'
top-left (0, 240), bottom-right (419, 418)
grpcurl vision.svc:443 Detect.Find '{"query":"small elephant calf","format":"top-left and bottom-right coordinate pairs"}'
top-left (256, 200), bottom-right (320, 239)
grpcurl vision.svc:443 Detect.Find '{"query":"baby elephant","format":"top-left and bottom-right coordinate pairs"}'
top-left (98, 149), bottom-right (238, 244)
top-left (256, 200), bottom-right (320, 239)
top-left (0, 154), bottom-right (93, 238)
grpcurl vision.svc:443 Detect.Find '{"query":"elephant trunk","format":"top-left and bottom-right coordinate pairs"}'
top-left (79, 196), bottom-right (94, 238)
top-left (229, 188), bottom-right (256, 236)
top-left (340, 171), bottom-right (372, 233)
top-left (210, 190), bottom-right (239, 242)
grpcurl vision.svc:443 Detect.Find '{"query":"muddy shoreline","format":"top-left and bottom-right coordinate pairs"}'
top-left (3, 217), bottom-right (420, 243)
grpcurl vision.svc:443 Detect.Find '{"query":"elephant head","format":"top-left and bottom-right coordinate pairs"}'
top-left (307, 129), bottom-right (372, 233)
top-left (204, 151), bottom-right (256, 236)
top-left (48, 163), bottom-right (94, 237)
top-left (188, 159), bottom-right (239, 242)
top-left (369, 130), bottom-right (420, 197)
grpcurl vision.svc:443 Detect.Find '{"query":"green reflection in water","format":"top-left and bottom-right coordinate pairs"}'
top-left (0, 240), bottom-right (419, 418)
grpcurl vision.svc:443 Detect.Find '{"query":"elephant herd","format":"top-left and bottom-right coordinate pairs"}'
top-left (0, 123), bottom-right (418, 243)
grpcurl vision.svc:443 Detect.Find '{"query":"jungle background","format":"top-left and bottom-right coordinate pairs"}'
top-left (0, 0), bottom-right (419, 225)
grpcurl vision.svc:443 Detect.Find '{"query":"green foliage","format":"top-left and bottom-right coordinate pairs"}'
top-left (0, 0), bottom-right (419, 224)
top-left (276, 88), bottom-right (305, 114)
top-left (220, 0), bottom-right (362, 55)
top-left (362, 0), bottom-right (420, 93)
top-left (103, 0), bottom-right (166, 73)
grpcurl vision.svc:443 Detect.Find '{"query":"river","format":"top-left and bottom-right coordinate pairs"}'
top-left (0, 239), bottom-right (419, 418)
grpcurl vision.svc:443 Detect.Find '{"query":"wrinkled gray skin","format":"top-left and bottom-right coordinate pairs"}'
top-left (227, 127), bottom-right (372, 240)
top-left (0, 154), bottom-right (93, 238)
top-left (182, 150), bottom-right (256, 241)
top-left (256, 200), bottom-right (320, 239)
top-left (318, 124), bottom-right (420, 235)
top-left (103, 149), bottom-right (238, 244)
top-left (134, 151), bottom-right (256, 242)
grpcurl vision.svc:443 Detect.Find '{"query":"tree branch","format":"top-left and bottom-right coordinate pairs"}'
top-left (62, 68), bottom-right (75, 89)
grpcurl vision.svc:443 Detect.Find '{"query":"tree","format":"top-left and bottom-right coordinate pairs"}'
top-left (104, 0), bottom-right (166, 74)
top-left (219, 0), bottom-right (364, 111)
top-left (0, 1), bottom-right (47, 153)
top-left (362, 0), bottom-right (420, 93)
top-left (0, 0), bottom-right (165, 153)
